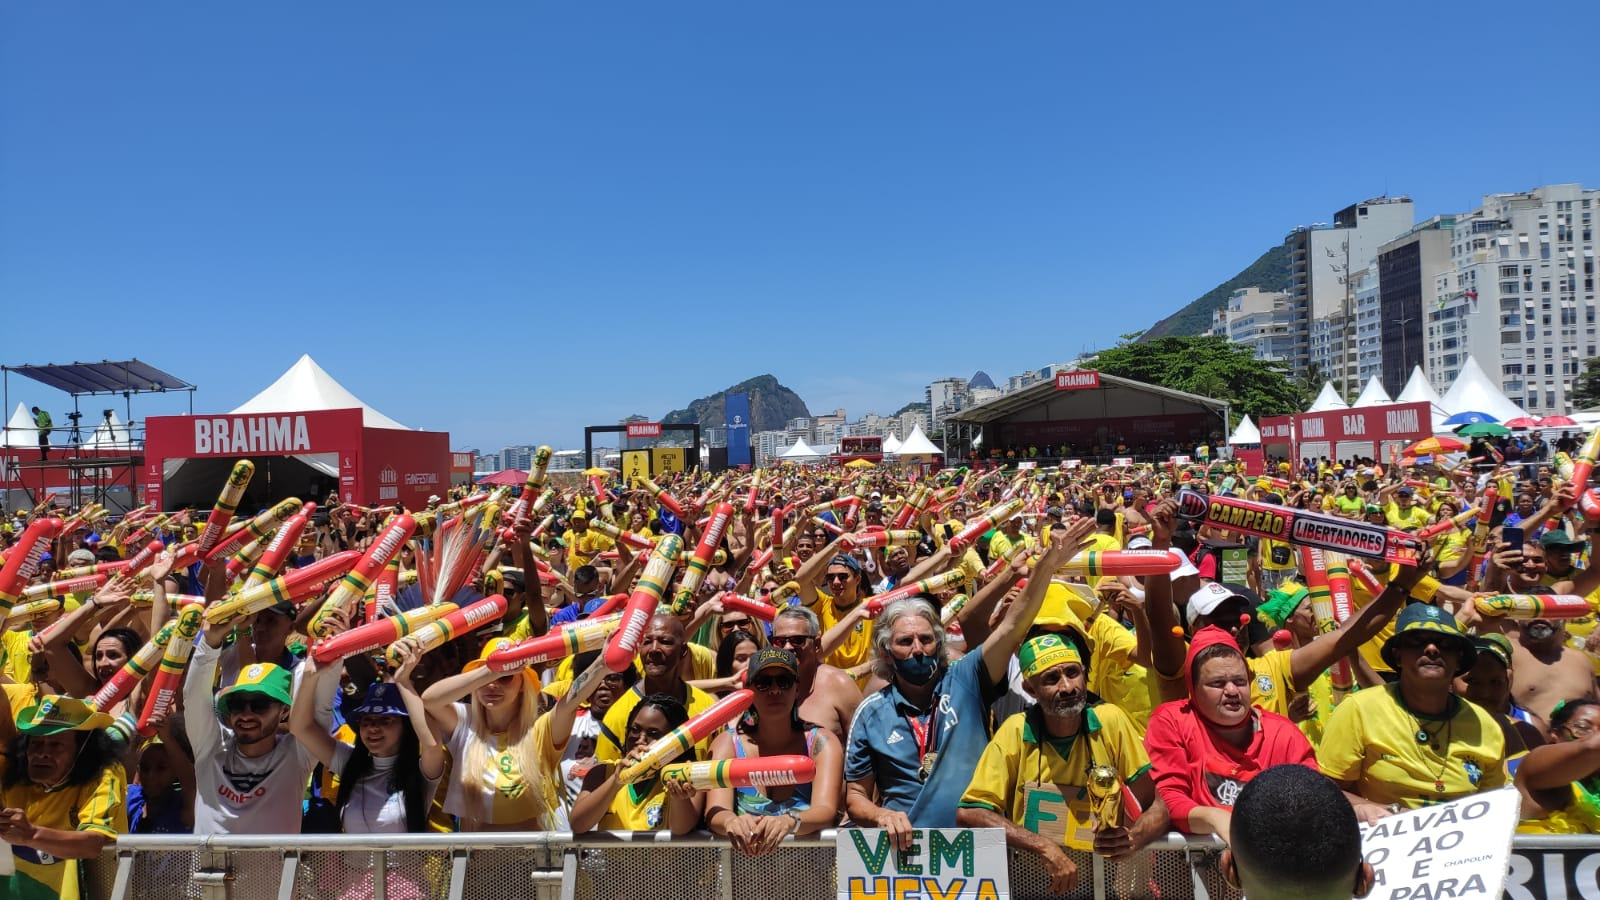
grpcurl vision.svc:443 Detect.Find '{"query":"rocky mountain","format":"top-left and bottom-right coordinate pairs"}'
top-left (661, 374), bottom-right (811, 434)
top-left (1137, 244), bottom-right (1292, 342)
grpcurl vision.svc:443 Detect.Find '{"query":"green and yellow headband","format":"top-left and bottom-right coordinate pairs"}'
top-left (1019, 633), bottom-right (1082, 679)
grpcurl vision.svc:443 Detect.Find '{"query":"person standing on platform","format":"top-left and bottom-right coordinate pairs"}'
top-left (30, 407), bottom-right (51, 460)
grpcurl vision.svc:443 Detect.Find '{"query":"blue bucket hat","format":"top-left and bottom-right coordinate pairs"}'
top-left (351, 682), bottom-right (409, 719)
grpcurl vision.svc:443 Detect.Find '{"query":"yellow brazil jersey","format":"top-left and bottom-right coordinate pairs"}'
top-left (1335, 495), bottom-right (1365, 518)
top-left (1318, 685), bottom-right (1506, 810)
top-left (958, 704), bottom-right (1149, 851)
top-left (1297, 670), bottom-right (1337, 748)
top-left (596, 684), bottom-right (719, 763)
top-left (805, 591), bottom-right (875, 672)
top-left (0, 760), bottom-right (126, 900)
top-left (988, 531), bottom-right (1036, 565)
top-left (1385, 503), bottom-right (1431, 532)
top-left (1082, 615), bottom-right (1152, 732)
top-left (598, 776), bottom-right (670, 831)
top-left (1260, 538), bottom-right (1296, 572)
top-left (1351, 580), bottom-right (1395, 675)
top-left (562, 528), bottom-right (616, 569)
top-left (1, 629), bottom-right (32, 684)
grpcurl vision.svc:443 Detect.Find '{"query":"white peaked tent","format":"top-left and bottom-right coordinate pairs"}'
top-left (1227, 415), bottom-right (1260, 446)
top-left (881, 434), bottom-right (902, 456)
top-left (895, 425), bottom-right (943, 459)
top-left (1396, 365), bottom-right (1452, 433)
top-left (1351, 376), bottom-right (1392, 408)
top-left (1, 403), bottom-right (36, 448)
top-left (83, 412), bottom-right (134, 450)
top-left (1307, 382), bottom-right (1349, 412)
top-left (1441, 356), bottom-right (1528, 424)
top-left (779, 438), bottom-right (821, 460)
top-left (231, 354), bottom-right (410, 430)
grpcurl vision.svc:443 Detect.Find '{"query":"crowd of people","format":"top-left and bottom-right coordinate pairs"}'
top-left (1, 447), bottom-right (1598, 898)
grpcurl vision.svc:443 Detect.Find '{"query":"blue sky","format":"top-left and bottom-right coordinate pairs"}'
top-left (5, 1), bottom-right (1598, 452)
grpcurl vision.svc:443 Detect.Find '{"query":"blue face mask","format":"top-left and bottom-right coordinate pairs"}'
top-left (894, 652), bottom-right (939, 686)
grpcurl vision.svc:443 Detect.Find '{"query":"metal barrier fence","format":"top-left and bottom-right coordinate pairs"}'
top-left (88, 831), bottom-right (1600, 900)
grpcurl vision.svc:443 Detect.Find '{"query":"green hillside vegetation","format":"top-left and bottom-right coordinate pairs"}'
top-left (1138, 244), bottom-right (1291, 341)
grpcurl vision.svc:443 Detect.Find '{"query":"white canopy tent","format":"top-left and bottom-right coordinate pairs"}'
top-left (232, 354), bottom-right (411, 430)
top-left (1441, 356), bottom-right (1528, 424)
top-left (778, 438), bottom-right (822, 461)
top-left (0, 403), bottom-right (36, 448)
top-left (1396, 365), bottom-right (1453, 433)
top-left (894, 425), bottom-right (943, 459)
top-left (1351, 377), bottom-right (1392, 408)
top-left (1307, 382), bottom-right (1349, 412)
top-left (881, 434), bottom-right (903, 456)
top-left (1227, 415), bottom-right (1260, 446)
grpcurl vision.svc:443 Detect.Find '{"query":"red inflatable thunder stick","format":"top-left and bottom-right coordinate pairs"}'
top-left (486, 613), bottom-right (621, 670)
top-left (196, 460), bottom-right (254, 555)
top-left (203, 499), bottom-right (306, 569)
top-left (717, 592), bottom-right (781, 622)
top-left (310, 602), bottom-right (461, 666)
top-left (661, 756), bottom-right (817, 790)
top-left (310, 514), bottom-right (418, 636)
top-left (637, 476), bottom-right (686, 518)
top-left (947, 499), bottom-right (1026, 552)
top-left (1299, 548), bottom-right (1353, 702)
top-left (671, 502), bottom-right (735, 615)
top-left (617, 690), bottom-right (756, 784)
top-left (603, 534), bottom-right (684, 671)
top-left (0, 517), bottom-right (64, 615)
top-left (1174, 488), bottom-right (1422, 566)
top-left (204, 551), bottom-right (362, 626)
top-left (136, 602), bottom-right (206, 735)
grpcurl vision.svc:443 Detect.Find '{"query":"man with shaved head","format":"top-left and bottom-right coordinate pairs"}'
top-left (596, 613), bottom-right (719, 761)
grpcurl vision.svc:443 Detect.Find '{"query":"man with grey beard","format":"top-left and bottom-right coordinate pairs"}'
top-left (956, 632), bottom-right (1167, 896)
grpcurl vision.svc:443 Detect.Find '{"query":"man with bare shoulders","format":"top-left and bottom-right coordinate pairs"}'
top-left (1486, 539), bottom-right (1600, 721)
top-left (772, 606), bottom-right (862, 743)
top-left (1504, 613), bottom-right (1596, 722)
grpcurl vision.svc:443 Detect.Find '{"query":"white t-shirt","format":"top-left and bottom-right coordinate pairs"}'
top-left (184, 641), bottom-right (319, 835)
top-left (332, 742), bottom-right (442, 834)
top-left (551, 708), bottom-right (602, 831)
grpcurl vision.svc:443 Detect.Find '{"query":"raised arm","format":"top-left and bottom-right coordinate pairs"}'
top-left (288, 656), bottom-right (341, 768)
top-left (982, 517), bottom-right (1094, 684)
top-left (391, 644), bottom-right (447, 780)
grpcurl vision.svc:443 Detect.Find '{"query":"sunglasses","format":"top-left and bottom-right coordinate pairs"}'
top-left (228, 696), bottom-right (280, 715)
top-left (751, 674), bottom-right (797, 692)
top-left (720, 619), bottom-right (753, 630)
top-left (825, 572), bottom-right (854, 582)
top-left (770, 634), bottom-right (814, 650)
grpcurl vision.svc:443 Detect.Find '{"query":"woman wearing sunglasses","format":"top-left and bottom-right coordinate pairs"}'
top-left (704, 648), bottom-right (843, 856)
top-left (1515, 698), bottom-right (1600, 833)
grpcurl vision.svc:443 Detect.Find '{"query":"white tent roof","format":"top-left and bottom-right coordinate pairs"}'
top-left (231, 354), bottom-right (410, 430)
top-left (1396, 365), bottom-right (1453, 433)
top-left (1351, 376), bottom-right (1392, 408)
top-left (1441, 356), bottom-right (1527, 424)
top-left (1227, 415), bottom-right (1260, 446)
top-left (778, 438), bottom-right (821, 459)
top-left (83, 411), bottom-right (134, 450)
top-left (881, 434), bottom-right (902, 455)
top-left (1307, 382), bottom-right (1349, 412)
top-left (1, 403), bottom-right (36, 448)
top-left (895, 425), bottom-right (943, 457)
